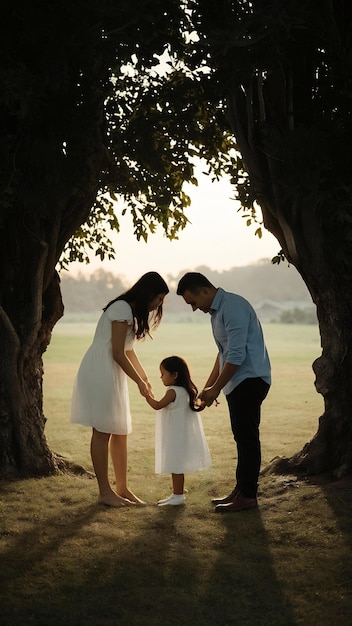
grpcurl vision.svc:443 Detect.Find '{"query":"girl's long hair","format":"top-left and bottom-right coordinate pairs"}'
top-left (103, 272), bottom-right (169, 339)
top-left (161, 356), bottom-right (204, 412)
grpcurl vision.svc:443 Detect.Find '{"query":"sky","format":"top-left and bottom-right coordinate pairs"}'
top-left (67, 171), bottom-right (278, 284)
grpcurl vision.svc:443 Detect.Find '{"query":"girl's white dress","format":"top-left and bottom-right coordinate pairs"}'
top-left (71, 300), bottom-right (135, 434)
top-left (155, 386), bottom-right (211, 474)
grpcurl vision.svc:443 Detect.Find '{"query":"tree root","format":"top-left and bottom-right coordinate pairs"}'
top-left (54, 454), bottom-right (94, 478)
top-left (261, 450), bottom-right (351, 481)
top-left (261, 455), bottom-right (306, 477)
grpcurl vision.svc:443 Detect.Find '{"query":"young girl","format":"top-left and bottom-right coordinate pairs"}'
top-left (146, 356), bottom-right (211, 506)
top-left (71, 271), bottom-right (169, 507)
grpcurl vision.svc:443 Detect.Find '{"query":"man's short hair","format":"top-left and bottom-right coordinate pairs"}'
top-left (176, 272), bottom-right (213, 295)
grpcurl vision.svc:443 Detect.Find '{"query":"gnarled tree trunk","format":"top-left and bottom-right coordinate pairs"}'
top-left (0, 95), bottom-right (107, 479)
top-left (0, 279), bottom-right (64, 477)
top-left (227, 68), bottom-right (352, 477)
top-left (0, 238), bottom-right (64, 477)
top-left (272, 259), bottom-right (352, 476)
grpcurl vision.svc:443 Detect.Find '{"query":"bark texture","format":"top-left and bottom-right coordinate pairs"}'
top-left (0, 94), bottom-right (107, 479)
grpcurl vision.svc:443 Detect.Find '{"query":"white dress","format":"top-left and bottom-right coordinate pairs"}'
top-left (71, 300), bottom-right (135, 434)
top-left (155, 386), bottom-right (212, 474)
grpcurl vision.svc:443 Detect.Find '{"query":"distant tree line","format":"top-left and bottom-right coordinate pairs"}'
top-left (278, 308), bottom-right (317, 325)
top-left (59, 260), bottom-right (316, 323)
top-left (60, 268), bottom-right (126, 314)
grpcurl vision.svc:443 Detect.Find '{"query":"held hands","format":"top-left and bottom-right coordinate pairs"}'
top-left (138, 379), bottom-right (154, 398)
top-left (146, 379), bottom-right (154, 397)
top-left (196, 399), bottom-right (207, 411)
top-left (199, 386), bottom-right (220, 407)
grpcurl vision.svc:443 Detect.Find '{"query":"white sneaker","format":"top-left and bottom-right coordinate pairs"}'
top-left (157, 493), bottom-right (185, 506)
top-left (157, 495), bottom-right (172, 504)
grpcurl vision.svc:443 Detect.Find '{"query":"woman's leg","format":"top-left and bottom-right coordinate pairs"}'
top-left (90, 428), bottom-right (129, 506)
top-left (172, 473), bottom-right (185, 495)
top-left (110, 434), bottom-right (145, 505)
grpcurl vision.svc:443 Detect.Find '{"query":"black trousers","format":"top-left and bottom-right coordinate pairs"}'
top-left (226, 377), bottom-right (270, 498)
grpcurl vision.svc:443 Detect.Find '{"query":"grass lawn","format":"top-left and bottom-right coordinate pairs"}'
top-left (1, 323), bottom-right (352, 626)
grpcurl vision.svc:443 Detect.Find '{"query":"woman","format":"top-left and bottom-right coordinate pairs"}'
top-left (71, 271), bottom-right (169, 507)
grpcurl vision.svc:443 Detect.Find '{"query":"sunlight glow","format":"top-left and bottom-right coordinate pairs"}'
top-left (67, 172), bottom-right (278, 283)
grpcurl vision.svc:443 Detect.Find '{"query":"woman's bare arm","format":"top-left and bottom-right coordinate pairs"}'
top-left (111, 321), bottom-right (148, 396)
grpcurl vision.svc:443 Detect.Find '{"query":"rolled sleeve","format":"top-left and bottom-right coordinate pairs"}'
top-left (223, 300), bottom-right (248, 365)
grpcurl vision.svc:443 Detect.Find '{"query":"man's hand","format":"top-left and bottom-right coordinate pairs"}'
top-left (199, 386), bottom-right (219, 407)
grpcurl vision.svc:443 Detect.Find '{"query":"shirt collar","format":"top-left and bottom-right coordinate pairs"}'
top-left (210, 288), bottom-right (225, 312)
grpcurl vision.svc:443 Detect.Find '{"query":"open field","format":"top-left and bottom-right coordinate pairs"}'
top-left (1, 323), bottom-right (352, 625)
top-left (44, 321), bottom-right (324, 472)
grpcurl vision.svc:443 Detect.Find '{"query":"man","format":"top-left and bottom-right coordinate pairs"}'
top-left (177, 272), bottom-right (271, 513)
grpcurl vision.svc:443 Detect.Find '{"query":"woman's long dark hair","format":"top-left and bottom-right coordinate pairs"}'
top-left (103, 272), bottom-right (169, 339)
top-left (161, 356), bottom-right (204, 412)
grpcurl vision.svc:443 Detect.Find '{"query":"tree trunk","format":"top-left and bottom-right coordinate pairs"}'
top-left (0, 182), bottom-right (105, 478)
top-left (0, 259), bottom-right (64, 478)
top-left (0, 124), bottom-right (105, 478)
top-left (0, 171), bottom-right (76, 478)
top-left (266, 258), bottom-right (352, 478)
top-left (227, 76), bottom-right (352, 478)
top-left (0, 42), bottom-right (107, 477)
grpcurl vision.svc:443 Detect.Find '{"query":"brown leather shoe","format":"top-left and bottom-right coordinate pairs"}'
top-left (215, 494), bottom-right (257, 513)
top-left (211, 486), bottom-right (238, 506)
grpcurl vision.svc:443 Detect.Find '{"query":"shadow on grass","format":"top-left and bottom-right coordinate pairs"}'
top-left (0, 500), bottom-right (101, 625)
top-left (312, 475), bottom-right (352, 625)
top-left (199, 508), bottom-right (296, 626)
top-left (0, 490), bottom-right (296, 626)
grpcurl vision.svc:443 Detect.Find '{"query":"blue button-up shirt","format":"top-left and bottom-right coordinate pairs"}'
top-left (210, 288), bottom-right (271, 396)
